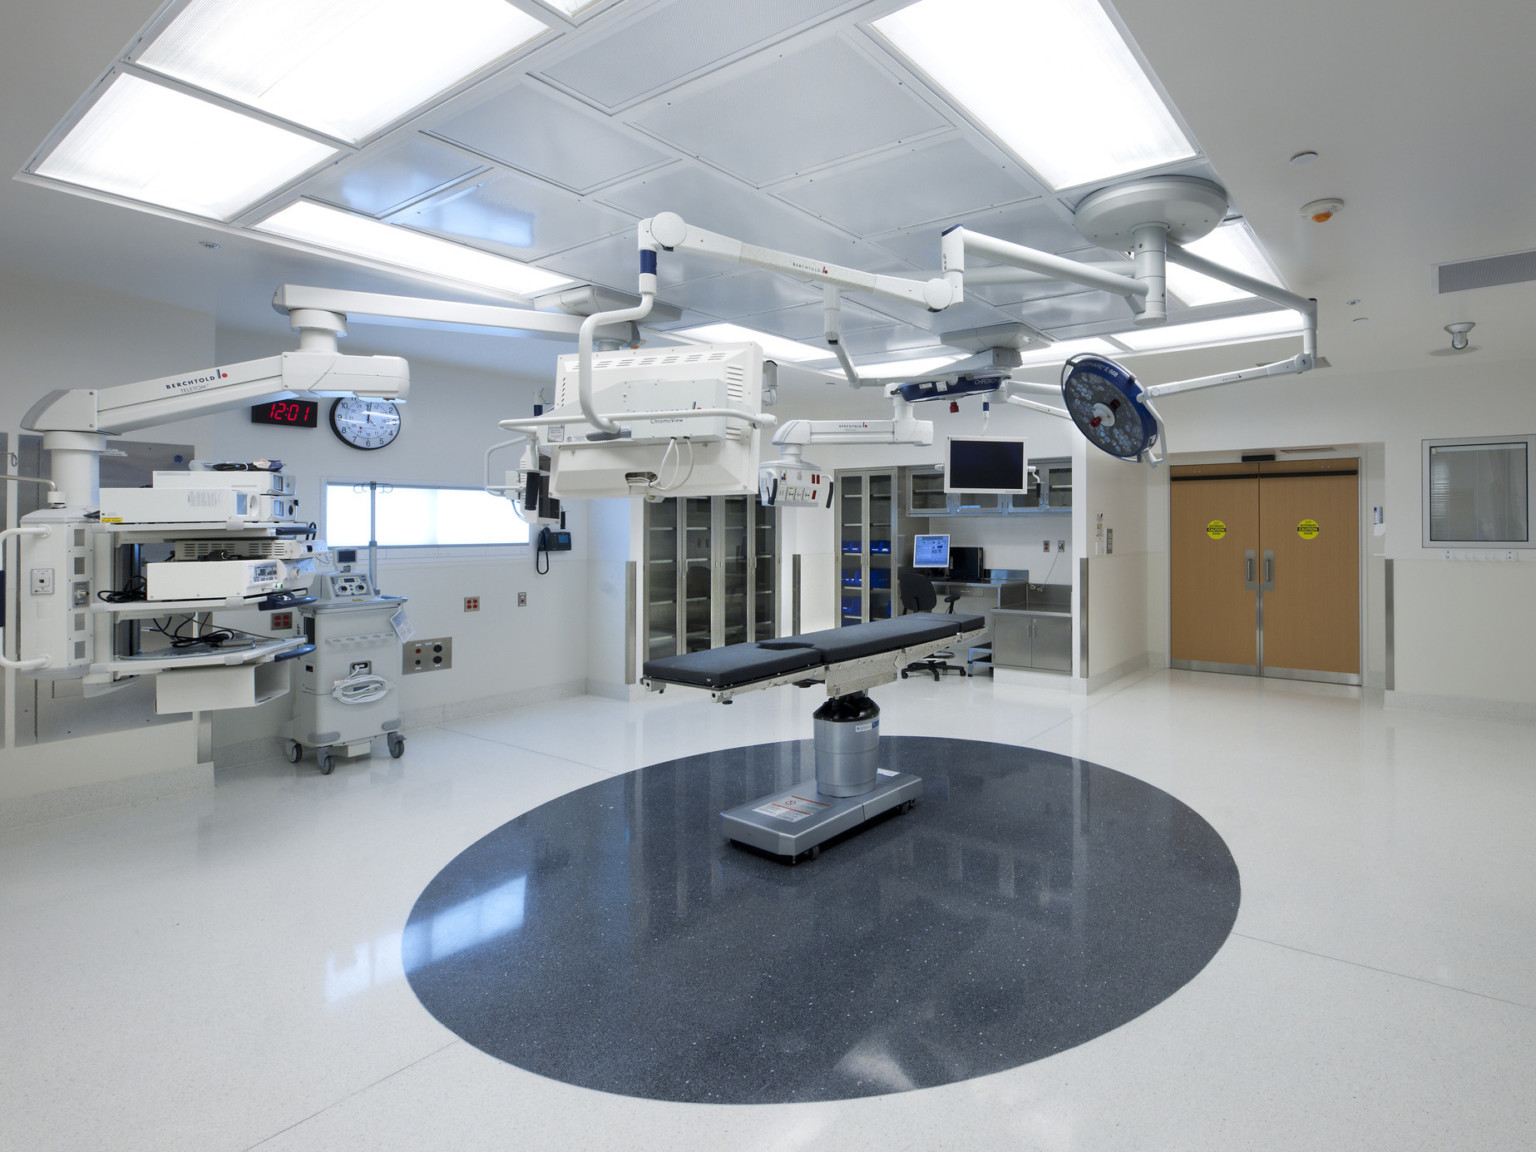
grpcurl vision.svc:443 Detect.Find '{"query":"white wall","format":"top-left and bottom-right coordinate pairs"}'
top-left (1147, 353), bottom-right (1536, 710)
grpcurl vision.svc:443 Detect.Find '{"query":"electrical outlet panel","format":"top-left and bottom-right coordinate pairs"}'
top-left (1057, 540), bottom-right (1066, 552)
top-left (464, 596), bottom-right (480, 612)
top-left (518, 591), bottom-right (527, 607)
top-left (403, 637), bottom-right (453, 674)
top-left (30, 569), bottom-right (54, 595)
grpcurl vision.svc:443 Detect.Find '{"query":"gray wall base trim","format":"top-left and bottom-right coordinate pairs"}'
top-left (1384, 690), bottom-right (1536, 721)
top-left (1085, 654), bottom-right (1152, 695)
top-left (0, 762), bottom-right (213, 831)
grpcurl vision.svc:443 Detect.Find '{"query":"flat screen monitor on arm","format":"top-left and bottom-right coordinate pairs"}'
top-left (913, 534), bottom-right (950, 569)
top-left (944, 437), bottom-right (1029, 494)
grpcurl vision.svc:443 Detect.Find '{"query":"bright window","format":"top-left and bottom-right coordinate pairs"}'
top-left (325, 483), bottom-right (530, 547)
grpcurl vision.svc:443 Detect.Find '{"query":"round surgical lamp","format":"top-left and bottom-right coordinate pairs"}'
top-left (1061, 354), bottom-right (1160, 461)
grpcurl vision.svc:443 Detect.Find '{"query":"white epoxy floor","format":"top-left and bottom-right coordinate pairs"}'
top-left (3, 669), bottom-right (1534, 1150)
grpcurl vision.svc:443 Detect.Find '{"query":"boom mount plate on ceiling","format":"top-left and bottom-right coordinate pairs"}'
top-left (1073, 175), bottom-right (1229, 250)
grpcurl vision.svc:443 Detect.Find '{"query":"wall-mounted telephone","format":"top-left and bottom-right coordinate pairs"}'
top-left (535, 522), bottom-right (571, 575)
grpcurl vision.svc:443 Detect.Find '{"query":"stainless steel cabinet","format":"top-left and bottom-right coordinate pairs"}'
top-left (645, 496), bottom-right (777, 658)
top-left (991, 611), bottom-right (1072, 673)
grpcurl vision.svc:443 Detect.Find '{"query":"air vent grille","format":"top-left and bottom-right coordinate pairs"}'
top-left (1436, 250), bottom-right (1536, 293)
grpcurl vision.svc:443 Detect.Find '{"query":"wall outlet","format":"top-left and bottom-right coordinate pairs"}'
top-left (403, 637), bottom-right (453, 674)
top-left (30, 568), bottom-right (54, 595)
top-left (270, 611), bottom-right (293, 630)
top-left (517, 591), bottom-right (527, 607)
top-left (1043, 540), bottom-right (1052, 553)
top-left (1106, 528), bottom-right (1114, 555)
top-left (464, 596), bottom-right (480, 612)
top-left (1057, 540), bottom-right (1066, 552)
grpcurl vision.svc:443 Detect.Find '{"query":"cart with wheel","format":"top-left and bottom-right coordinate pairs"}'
top-left (280, 571), bottom-right (407, 774)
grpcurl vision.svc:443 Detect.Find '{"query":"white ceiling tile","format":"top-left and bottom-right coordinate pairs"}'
top-left (837, 322), bottom-right (950, 357)
top-left (303, 137), bottom-right (484, 217)
top-left (389, 170), bottom-right (635, 260)
top-left (598, 163), bottom-right (866, 264)
top-left (536, 0), bottom-right (857, 110)
top-left (431, 85), bottom-right (670, 192)
top-left (660, 272), bottom-right (822, 318)
top-left (633, 37), bottom-right (947, 186)
top-left (774, 136), bottom-right (1040, 235)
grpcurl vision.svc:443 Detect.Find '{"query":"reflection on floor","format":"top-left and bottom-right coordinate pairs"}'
top-left (2, 669), bottom-right (1534, 1150)
top-left (405, 737), bottom-right (1239, 1103)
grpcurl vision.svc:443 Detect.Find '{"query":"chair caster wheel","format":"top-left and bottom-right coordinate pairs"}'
top-left (317, 750), bottom-right (335, 775)
top-left (387, 733), bottom-right (405, 759)
top-left (284, 740), bottom-right (302, 764)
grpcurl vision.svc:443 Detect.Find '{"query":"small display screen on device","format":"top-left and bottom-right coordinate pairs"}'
top-left (913, 534), bottom-right (950, 568)
top-left (251, 400), bottom-right (319, 428)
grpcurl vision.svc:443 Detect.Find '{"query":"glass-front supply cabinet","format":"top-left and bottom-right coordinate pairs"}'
top-left (836, 469), bottom-right (911, 625)
top-left (645, 496), bottom-right (778, 657)
top-left (909, 457), bottom-right (1073, 516)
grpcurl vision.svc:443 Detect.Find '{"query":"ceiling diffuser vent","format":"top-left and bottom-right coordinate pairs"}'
top-left (1436, 250), bottom-right (1536, 293)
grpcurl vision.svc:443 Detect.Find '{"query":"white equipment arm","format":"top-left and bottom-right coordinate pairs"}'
top-left (641, 212), bottom-right (959, 312)
top-left (771, 395), bottom-right (932, 466)
top-left (22, 350), bottom-right (409, 435)
top-left (1142, 242), bottom-right (1320, 400)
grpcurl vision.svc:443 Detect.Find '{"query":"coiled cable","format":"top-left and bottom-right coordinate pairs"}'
top-left (331, 672), bottom-right (392, 704)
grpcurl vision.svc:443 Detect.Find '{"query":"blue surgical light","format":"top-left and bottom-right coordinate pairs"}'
top-left (1061, 354), bottom-right (1159, 461)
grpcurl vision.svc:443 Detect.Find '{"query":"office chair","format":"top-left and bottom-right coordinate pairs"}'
top-left (896, 570), bottom-right (969, 681)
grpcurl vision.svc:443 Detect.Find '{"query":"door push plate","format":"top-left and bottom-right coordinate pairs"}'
top-left (1260, 549), bottom-right (1275, 591)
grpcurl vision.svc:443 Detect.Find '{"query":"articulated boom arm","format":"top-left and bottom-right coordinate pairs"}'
top-left (641, 212), bottom-right (959, 312)
top-left (22, 350), bottom-right (409, 436)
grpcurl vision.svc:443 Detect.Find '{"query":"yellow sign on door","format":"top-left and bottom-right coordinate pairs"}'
top-left (1206, 519), bottom-right (1227, 540)
top-left (1297, 518), bottom-right (1320, 540)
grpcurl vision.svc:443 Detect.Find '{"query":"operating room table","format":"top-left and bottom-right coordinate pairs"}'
top-left (644, 613), bottom-right (986, 860)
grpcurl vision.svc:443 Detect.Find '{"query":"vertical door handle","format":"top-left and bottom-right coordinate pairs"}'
top-left (1244, 549), bottom-right (1258, 591)
top-left (1262, 550), bottom-right (1275, 590)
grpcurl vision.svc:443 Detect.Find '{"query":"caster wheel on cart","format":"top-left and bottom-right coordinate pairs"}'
top-left (317, 749), bottom-right (335, 776)
top-left (387, 733), bottom-right (405, 759)
top-left (284, 740), bottom-right (302, 764)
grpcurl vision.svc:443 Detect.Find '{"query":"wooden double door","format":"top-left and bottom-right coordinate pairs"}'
top-left (1171, 459), bottom-right (1360, 683)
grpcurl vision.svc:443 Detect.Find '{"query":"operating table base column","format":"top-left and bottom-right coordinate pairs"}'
top-left (720, 692), bottom-right (922, 860)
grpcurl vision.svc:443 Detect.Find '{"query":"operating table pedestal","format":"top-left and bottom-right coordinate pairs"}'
top-left (720, 692), bottom-right (922, 861)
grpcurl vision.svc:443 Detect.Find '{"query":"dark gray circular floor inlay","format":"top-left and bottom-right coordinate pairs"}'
top-left (405, 737), bottom-right (1240, 1104)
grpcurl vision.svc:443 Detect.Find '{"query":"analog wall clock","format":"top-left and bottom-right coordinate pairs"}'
top-left (329, 397), bottom-right (401, 450)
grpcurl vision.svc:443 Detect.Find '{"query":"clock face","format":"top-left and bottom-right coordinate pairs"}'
top-left (329, 397), bottom-right (401, 450)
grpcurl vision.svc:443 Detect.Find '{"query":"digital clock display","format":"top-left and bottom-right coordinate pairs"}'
top-left (251, 400), bottom-right (319, 428)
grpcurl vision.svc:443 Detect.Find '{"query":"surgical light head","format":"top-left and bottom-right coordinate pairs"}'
top-left (1061, 354), bottom-right (1160, 462)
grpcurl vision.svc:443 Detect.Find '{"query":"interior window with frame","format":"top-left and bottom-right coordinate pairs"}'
top-left (1422, 435), bottom-right (1533, 547)
top-left (324, 483), bottom-right (530, 548)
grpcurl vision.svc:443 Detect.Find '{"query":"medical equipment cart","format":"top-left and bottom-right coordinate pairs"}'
top-left (281, 570), bottom-right (406, 774)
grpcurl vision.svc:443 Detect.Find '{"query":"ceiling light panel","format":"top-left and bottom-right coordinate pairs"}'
top-left (136, 0), bottom-right (548, 144)
top-left (1166, 220), bottom-right (1283, 307)
top-left (33, 74), bottom-right (335, 220)
top-left (873, 0), bottom-right (1196, 191)
top-left (1114, 310), bottom-right (1303, 351)
top-left (255, 201), bottom-right (573, 295)
top-left (675, 323), bottom-right (833, 364)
